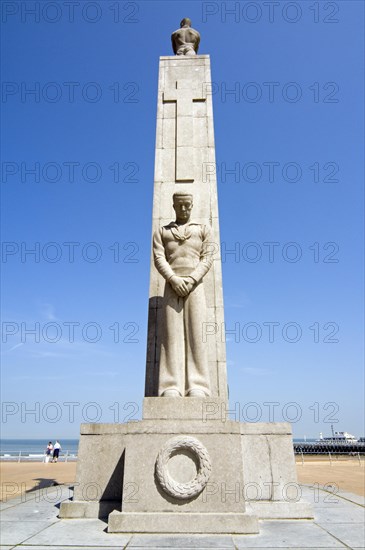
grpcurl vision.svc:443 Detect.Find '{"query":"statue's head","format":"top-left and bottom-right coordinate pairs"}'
top-left (180, 18), bottom-right (192, 28)
top-left (173, 192), bottom-right (193, 223)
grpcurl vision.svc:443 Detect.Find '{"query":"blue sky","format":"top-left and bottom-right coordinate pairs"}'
top-left (1, 0), bottom-right (364, 439)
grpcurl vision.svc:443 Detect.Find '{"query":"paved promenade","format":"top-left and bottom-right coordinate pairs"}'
top-left (0, 484), bottom-right (364, 549)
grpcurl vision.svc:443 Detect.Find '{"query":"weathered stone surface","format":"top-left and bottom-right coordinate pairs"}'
top-left (249, 500), bottom-right (314, 519)
top-left (108, 511), bottom-right (259, 534)
top-left (79, 420), bottom-right (242, 435)
top-left (143, 397), bottom-right (228, 420)
top-left (242, 433), bottom-right (298, 493)
top-left (79, 421), bottom-right (293, 436)
top-left (58, 433), bottom-right (127, 519)
top-left (59, 501), bottom-right (119, 519)
top-left (119, 430), bottom-right (246, 514)
top-left (72, 433), bottom-right (126, 503)
top-left (240, 422), bottom-right (293, 435)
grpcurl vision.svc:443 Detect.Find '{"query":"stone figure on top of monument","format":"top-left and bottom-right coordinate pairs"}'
top-left (171, 18), bottom-right (200, 56)
top-left (153, 192), bottom-right (213, 398)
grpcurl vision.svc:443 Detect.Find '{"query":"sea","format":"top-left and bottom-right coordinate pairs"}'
top-left (0, 438), bottom-right (315, 460)
top-left (0, 439), bottom-right (79, 460)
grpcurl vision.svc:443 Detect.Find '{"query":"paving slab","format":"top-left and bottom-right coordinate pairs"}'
top-left (317, 522), bottom-right (365, 548)
top-left (233, 520), bottom-right (346, 548)
top-left (301, 484), bottom-right (365, 507)
top-left (313, 501), bottom-right (365, 523)
top-left (126, 535), bottom-right (234, 547)
top-left (1, 485), bottom-right (72, 508)
top-left (24, 518), bottom-right (130, 547)
top-left (17, 547), bottom-right (127, 550)
top-left (334, 492), bottom-right (365, 506)
top-left (0, 500), bottom-right (60, 522)
top-left (0, 500), bottom-right (20, 510)
top-left (21, 485), bottom-right (73, 503)
top-left (300, 485), bottom-right (342, 507)
top-left (0, 520), bottom-right (57, 546)
top-left (311, 484), bottom-right (364, 506)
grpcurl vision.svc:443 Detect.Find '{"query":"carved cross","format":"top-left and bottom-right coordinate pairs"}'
top-left (163, 80), bottom-right (206, 182)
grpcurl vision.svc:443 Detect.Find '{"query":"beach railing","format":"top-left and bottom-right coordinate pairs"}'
top-left (0, 450), bottom-right (78, 462)
top-left (297, 452), bottom-right (364, 466)
top-left (294, 441), bottom-right (365, 455)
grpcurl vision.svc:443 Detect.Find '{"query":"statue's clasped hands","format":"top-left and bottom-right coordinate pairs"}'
top-left (170, 275), bottom-right (195, 297)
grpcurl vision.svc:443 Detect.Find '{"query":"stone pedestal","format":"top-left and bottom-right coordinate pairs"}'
top-left (107, 400), bottom-right (258, 533)
top-left (59, 400), bottom-right (312, 529)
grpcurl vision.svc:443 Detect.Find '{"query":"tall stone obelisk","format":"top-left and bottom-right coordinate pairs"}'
top-left (145, 38), bottom-right (227, 402)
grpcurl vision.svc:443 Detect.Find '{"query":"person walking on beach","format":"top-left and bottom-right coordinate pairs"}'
top-left (45, 441), bottom-right (53, 463)
top-left (52, 440), bottom-right (61, 463)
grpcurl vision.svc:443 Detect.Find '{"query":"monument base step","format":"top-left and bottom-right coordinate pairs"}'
top-left (142, 397), bottom-right (228, 420)
top-left (249, 500), bottom-right (314, 519)
top-left (59, 500), bottom-right (120, 519)
top-left (59, 499), bottom-right (314, 522)
top-left (107, 510), bottom-right (259, 534)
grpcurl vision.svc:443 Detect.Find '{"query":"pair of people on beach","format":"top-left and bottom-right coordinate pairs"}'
top-left (45, 440), bottom-right (61, 463)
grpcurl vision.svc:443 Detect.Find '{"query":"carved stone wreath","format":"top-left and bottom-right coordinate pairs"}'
top-left (155, 436), bottom-right (212, 500)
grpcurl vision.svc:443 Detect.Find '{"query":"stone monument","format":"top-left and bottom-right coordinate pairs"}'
top-left (60, 20), bottom-right (312, 533)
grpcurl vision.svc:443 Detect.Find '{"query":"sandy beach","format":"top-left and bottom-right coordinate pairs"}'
top-left (296, 455), bottom-right (365, 497)
top-left (0, 462), bottom-right (77, 501)
top-left (0, 457), bottom-right (364, 501)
